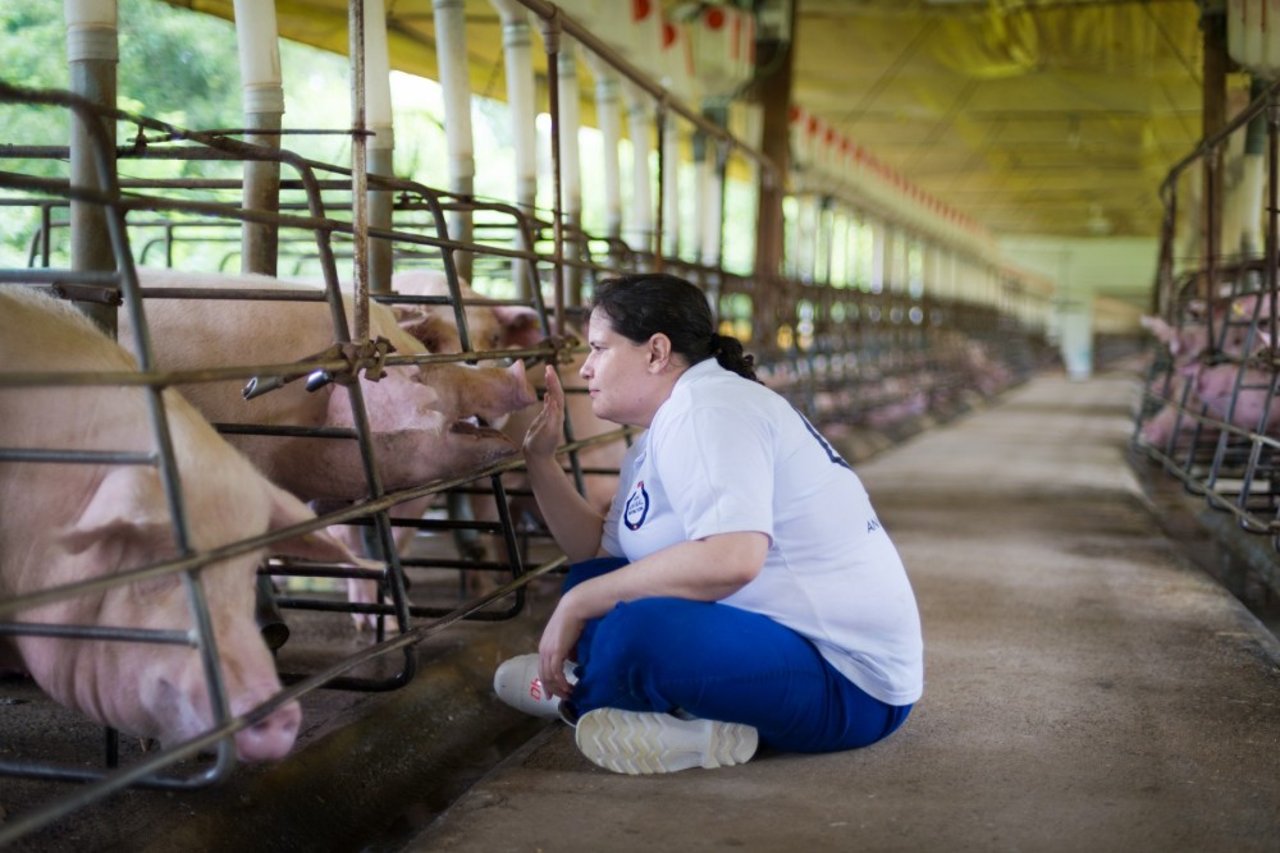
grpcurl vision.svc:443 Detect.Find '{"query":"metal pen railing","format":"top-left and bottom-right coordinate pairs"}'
top-left (1135, 79), bottom-right (1280, 544)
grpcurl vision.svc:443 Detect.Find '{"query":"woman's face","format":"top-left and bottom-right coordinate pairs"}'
top-left (579, 308), bottom-right (664, 427)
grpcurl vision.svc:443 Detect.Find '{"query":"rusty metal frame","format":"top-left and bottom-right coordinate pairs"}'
top-left (1137, 80), bottom-right (1280, 538)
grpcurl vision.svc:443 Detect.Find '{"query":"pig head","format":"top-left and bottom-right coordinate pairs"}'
top-left (385, 275), bottom-right (621, 589)
top-left (388, 279), bottom-right (621, 517)
top-left (120, 268), bottom-right (536, 503)
top-left (390, 269), bottom-right (546, 356)
top-left (1141, 292), bottom-right (1275, 367)
top-left (0, 287), bottom-right (364, 761)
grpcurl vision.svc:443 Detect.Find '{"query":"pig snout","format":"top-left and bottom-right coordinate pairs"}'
top-left (232, 695), bottom-right (302, 762)
top-left (505, 359), bottom-right (537, 410)
top-left (460, 360), bottom-right (537, 429)
top-left (144, 658), bottom-right (299, 762)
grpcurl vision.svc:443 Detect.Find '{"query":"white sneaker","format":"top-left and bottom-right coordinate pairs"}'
top-left (492, 653), bottom-right (577, 719)
top-left (574, 707), bottom-right (758, 775)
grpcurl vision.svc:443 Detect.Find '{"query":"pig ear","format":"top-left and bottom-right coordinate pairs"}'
top-left (1140, 316), bottom-right (1177, 346)
top-left (394, 308), bottom-right (454, 353)
top-left (262, 482), bottom-right (364, 565)
top-left (494, 306), bottom-right (545, 349)
top-left (60, 467), bottom-right (172, 554)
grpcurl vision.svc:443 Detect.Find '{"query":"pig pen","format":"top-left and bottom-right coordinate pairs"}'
top-left (0, 85), bottom-right (579, 844)
top-left (1132, 80), bottom-right (1280, 625)
top-left (0, 81), bottom-right (1042, 845)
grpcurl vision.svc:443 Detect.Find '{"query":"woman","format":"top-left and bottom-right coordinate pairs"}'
top-left (493, 273), bottom-right (923, 775)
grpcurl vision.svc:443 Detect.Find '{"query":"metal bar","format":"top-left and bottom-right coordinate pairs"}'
top-left (0, 356), bottom-right (355, 389)
top-left (0, 449), bottom-right (155, 465)
top-left (654, 103), bottom-right (666, 270)
top-left (349, 0), bottom-right (371, 342)
top-left (0, 623), bottom-right (193, 645)
top-left (1268, 89), bottom-right (1279, 354)
top-left (541, 12), bottom-right (566, 338)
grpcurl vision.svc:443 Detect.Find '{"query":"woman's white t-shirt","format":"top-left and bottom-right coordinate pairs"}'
top-left (600, 358), bottom-right (924, 706)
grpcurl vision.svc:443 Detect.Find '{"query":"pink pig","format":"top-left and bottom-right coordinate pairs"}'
top-left (1190, 363), bottom-right (1280, 435)
top-left (120, 268), bottom-right (537, 502)
top-left (390, 269), bottom-right (617, 509)
top-left (1141, 295), bottom-right (1280, 437)
top-left (0, 287), bottom-right (363, 761)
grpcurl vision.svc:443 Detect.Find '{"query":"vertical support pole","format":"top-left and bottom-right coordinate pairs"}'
top-left (587, 58), bottom-right (623, 256)
top-left (65, 0), bottom-right (119, 335)
top-left (700, 104), bottom-right (730, 271)
top-left (539, 12), bottom-right (566, 337)
top-left (819, 196), bottom-right (834, 286)
top-left (1155, 181), bottom-right (1178, 318)
top-left (870, 218), bottom-right (886, 293)
top-left (233, 0), bottom-right (284, 277)
top-left (1266, 88), bottom-right (1279, 351)
top-left (435, 0), bottom-right (476, 283)
top-left (557, 42), bottom-right (583, 302)
top-left (365, 0), bottom-right (395, 293)
top-left (350, 0), bottom-right (371, 341)
top-left (661, 105), bottom-right (681, 263)
top-left (1201, 0), bottom-right (1228, 327)
top-left (1239, 76), bottom-right (1269, 262)
top-left (625, 84), bottom-right (654, 264)
top-left (749, 1), bottom-right (796, 347)
top-left (496, 0), bottom-right (539, 298)
top-left (654, 104), bottom-right (667, 272)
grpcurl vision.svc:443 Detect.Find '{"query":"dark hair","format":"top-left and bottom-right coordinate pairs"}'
top-left (590, 274), bottom-right (760, 382)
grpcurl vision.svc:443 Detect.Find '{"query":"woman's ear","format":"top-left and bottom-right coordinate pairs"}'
top-left (647, 333), bottom-right (673, 371)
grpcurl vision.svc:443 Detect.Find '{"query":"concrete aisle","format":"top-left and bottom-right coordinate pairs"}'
top-left (406, 370), bottom-right (1280, 853)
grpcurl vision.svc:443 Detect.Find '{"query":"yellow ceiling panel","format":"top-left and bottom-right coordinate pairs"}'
top-left (158, 0), bottom-right (1246, 239)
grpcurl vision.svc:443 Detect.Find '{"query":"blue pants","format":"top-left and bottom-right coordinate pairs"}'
top-left (563, 557), bottom-right (912, 754)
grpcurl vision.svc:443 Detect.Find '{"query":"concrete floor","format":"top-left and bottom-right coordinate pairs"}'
top-left (3, 367), bottom-right (1278, 851)
top-left (406, 369), bottom-right (1280, 853)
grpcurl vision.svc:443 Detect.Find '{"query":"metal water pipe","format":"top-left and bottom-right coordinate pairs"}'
top-left (350, 0), bottom-right (371, 339)
top-left (364, 0), bottom-right (395, 293)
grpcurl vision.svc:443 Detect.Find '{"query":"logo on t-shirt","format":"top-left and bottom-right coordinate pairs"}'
top-left (624, 479), bottom-right (650, 530)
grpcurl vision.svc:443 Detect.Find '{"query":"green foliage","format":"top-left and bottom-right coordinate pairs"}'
top-left (0, 0), bottom-right (242, 143)
top-left (0, 2), bottom-right (757, 277)
top-left (0, 1), bottom-right (350, 267)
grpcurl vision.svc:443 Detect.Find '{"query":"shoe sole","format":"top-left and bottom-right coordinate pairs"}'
top-left (574, 708), bottom-right (758, 775)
